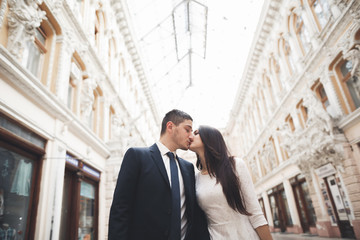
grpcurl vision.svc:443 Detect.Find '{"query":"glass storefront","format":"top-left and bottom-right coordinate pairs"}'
top-left (78, 181), bottom-right (95, 240)
top-left (0, 146), bottom-right (35, 240)
top-left (59, 154), bottom-right (99, 240)
top-left (0, 113), bottom-right (45, 240)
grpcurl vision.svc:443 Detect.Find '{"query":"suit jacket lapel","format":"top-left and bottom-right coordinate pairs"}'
top-left (150, 143), bottom-right (170, 187)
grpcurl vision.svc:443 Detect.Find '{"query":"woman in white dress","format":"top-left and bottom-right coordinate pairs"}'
top-left (190, 125), bottom-right (273, 240)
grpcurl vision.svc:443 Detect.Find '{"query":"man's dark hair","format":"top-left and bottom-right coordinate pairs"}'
top-left (160, 109), bottom-right (193, 136)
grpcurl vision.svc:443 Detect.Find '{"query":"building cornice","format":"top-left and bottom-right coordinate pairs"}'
top-left (110, 0), bottom-right (160, 125)
top-left (226, 0), bottom-right (283, 133)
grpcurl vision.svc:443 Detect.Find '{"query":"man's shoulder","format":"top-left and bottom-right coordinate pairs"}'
top-left (126, 144), bottom-right (156, 152)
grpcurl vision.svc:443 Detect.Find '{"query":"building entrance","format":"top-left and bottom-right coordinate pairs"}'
top-left (325, 175), bottom-right (355, 239)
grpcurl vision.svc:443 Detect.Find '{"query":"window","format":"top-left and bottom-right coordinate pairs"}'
top-left (87, 87), bottom-right (104, 138)
top-left (337, 60), bottom-right (360, 111)
top-left (309, 0), bottom-right (331, 30)
top-left (264, 73), bottom-right (277, 108)
top-left (312, 80), bottom-right (332, 115)
top-left (22, 27), bottom-right (47, 77)
top-left (258, 198), bottom-right (267, 220)
top-left (291, 174), bottom-right (317, 232)
top-left (268, 184), bottom-right (292, 232)
top-left (270, 54), bottom-right (285, 91)
top-left (279, 36), bottom-right (296, 75)
top-left (59, 155), bottom-right (99, 240)
top-left (0, 113), bottom-right (46, 240)
top-left (285, 115), bottom-right (295, 132)
top-left (292, 11), bottom-right (311, 54)
top-left (296, 100), bottom-right (308, 128)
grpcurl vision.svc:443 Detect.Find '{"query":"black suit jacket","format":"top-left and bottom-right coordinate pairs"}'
top-left (108, 144), bottom-right (210, 240)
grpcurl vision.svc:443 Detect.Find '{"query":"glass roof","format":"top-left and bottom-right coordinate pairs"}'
top-left (125, 0), bottom-right (264, 128)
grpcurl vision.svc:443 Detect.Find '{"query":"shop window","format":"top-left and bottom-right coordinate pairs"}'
top-left (309, 0), bottom-right (331, 31)
top-left (0, 113), bottom-right (46, 240)
top-left (268, 184), bottom-right (292, 232)
top-left (59, 154), bottom-right (99, 240)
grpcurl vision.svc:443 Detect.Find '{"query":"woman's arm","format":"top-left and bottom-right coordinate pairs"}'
top-left (255, 224), bottom-right (273, 240)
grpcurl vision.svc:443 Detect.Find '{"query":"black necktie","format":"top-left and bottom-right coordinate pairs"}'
top-left (167, 152), bottom-right (181, 239)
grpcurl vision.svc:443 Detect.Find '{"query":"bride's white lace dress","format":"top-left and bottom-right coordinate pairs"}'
top-left (196, 158), bottom-right (268, 240)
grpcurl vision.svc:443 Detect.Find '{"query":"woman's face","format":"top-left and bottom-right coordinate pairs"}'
top-left (189, 129), bottom-right (204, 153)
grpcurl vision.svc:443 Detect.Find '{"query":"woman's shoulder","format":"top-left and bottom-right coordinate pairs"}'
top-left (233, 157), bottom-right (248, 172)
top-left (233, 157), bottom-right (245, 165)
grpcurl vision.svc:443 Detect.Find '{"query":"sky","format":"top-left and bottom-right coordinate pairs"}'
top-left (126, 0), bottom-right (265, 129)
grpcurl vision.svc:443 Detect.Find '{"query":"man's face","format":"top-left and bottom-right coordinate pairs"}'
top-left (172, 119), bottom-right (194, 150)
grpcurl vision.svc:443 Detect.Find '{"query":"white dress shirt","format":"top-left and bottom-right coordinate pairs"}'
top-left (156, 141), bottom-right (188, 240)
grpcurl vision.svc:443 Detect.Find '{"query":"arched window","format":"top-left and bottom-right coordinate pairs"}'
top-left (279, 35), bottom-right (296, 75)
top-left (291, 10), bottom-right (311, 54)
top-left (296, 100), bottom-right (308, 128)
top-left (263, 72), bottom-right (277, 107)
top-left (95, 10), bottom-right (106, 52)
top-left (269, 54), bottom-right (285, 91)
top-left (308, 0), bottom-right (331, 30)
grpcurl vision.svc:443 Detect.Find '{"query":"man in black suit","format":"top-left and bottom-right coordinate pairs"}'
top-left (108, 109), bottom-right (209, 240)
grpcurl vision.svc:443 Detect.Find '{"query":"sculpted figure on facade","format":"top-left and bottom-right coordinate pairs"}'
top-left (111, 113), bottom-right (124, 138)
top-left (303, 89), bottom-right (335, 137)
top-left (7, 0), bottom-right (46, 59)
top-left (343, 44), bottom-right (360, 77)
top-left (80, 77), bottom-right (97, 118)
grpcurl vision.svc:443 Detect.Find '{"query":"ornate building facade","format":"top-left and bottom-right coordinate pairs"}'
top-left (0, 0), bottom-right (158, 239)
top-left (226, 0), bottom-right (360, 239)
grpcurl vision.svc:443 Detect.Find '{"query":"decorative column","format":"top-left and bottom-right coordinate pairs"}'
top-left (0, 0), bottom-right (7, 28)
top-left (283, 178), bottom-right (302, 233)
top-left (55, 30), bottom-right (75, 103)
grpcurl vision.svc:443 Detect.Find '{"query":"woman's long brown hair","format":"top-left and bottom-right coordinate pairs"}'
top-left (196, 125), bottom-right (251, 215)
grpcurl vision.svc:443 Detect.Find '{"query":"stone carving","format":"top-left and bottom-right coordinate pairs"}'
top-left (80, 77), bottom-right (97, 117)
top-left (111, 114), bottom-right (124, 138)
top-left (7, 0), bottom-right (47, 59)
top-left (278, 88), bottom-right (346, 178)
top-left (303, 90), bottom-right (335, 137)
top-left (276, 90), bottom-right (345, 178)
top-left (343, 44), bottom-right (360, 77)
